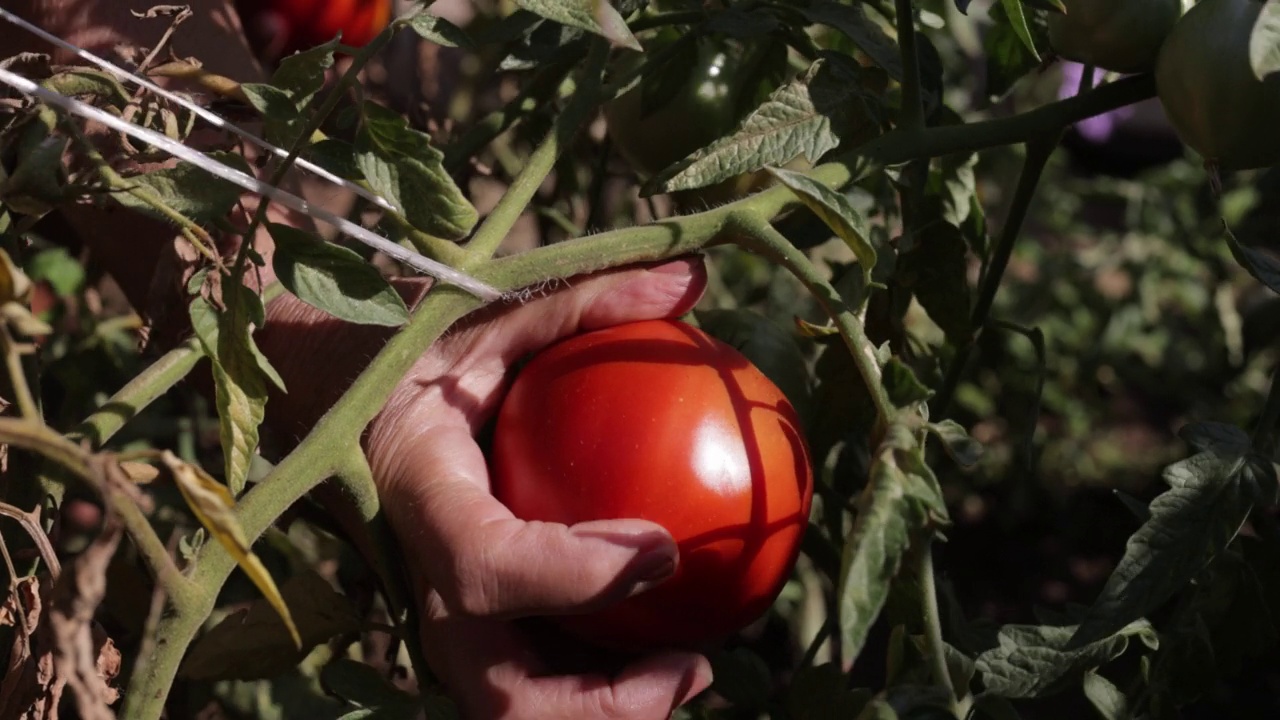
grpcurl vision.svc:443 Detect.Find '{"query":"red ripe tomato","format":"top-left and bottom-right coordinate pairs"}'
top-left (491, 319), bottom-right (814, 651)
top-left (237, 0), bottom-right (392, 60)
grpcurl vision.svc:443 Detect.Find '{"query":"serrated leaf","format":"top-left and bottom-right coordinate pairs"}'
top-left (181, 569), bottom-right (361, 680)
top-left (190, 285), bottom-right (279, 495)
top-left (650, 55), bottom-right (882, 194)
top-left (355, 102), bottom-right (477, 240)
top-left (407, 11), bottom-right (474, 48)
top-left (1068, 446), bottom-right (1256, 648)
top-left (975, 620), bottom-right (1155, 698)
top-left (801, 0), bottom-right (903, 80)
top-left (1082, 671), bottom-right (1129, 720)
top-left (113, 151), bottom-right (248, 223)
top-left (161, 451), bottom-right (300, 647)
top-left (999, 0), bottom-right (1040, 60)
top-left (515, 0), bottom-right (640, 50)
top-left (768, 167), bottom-right (877, 285)
top-left (838, 426), bottom-right (942, 664)
top-left (1252, 0), bottom-right (1280, 81)
top-left (240, 41), bottom-right (336, 147)
top-left (927, 419), bottom-right (983, 470)
top-left (268, 224), bottom-right (408, 326)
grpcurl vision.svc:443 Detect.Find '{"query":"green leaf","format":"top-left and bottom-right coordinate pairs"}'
top-left (650, 54), bottom-right (883, 194)
top-left (983, 2), bottom-right (1046, 99)
top-left (26, 247), bottom-right (84, 296)
top-left (1225, 223), bottom-right (1280, 296)
top-left (406, 11), bottom-right (474, 48)
top-left (113, 151), bottom-right (248, 223)
top-left (768, 167), bottom-right (877, 286)
top-left (801, 0), bottom-right (903, 80)
top-left (897, 222), bottom-right (972, 345)
top-left (324, 659), bottom-right (458, 720)
top-left (268, 224), bottom-right (408, 327)
top-left (189, 282), bottom-right (281, 495)
top-left (1068, 445), bottom-right (1256, 648)
top-left (709, 648), bottom-right (771, 710)
top-left (999, 0), bottom-right (1040, 60)
top-left (1252, 0), bottom-right (1280, 81)
top-left (838, 426), bottom-right (944, 664)
top-left (240, 41), bottom-right (337, 147)
top-left (1082, 671), bottom-right (1130, 720)
top-left (975, 620), bottom-right (1156, 698)
top-left (926, 419), bottom-right (983, 470)
top-left (355, 102), bottom-right (477, 240)
top-left (882, 357), bottom-right (933, 407)
top-left (514, 0), bottom-right (640, 50)
top-left (181, 569), bottom-right (362, 680)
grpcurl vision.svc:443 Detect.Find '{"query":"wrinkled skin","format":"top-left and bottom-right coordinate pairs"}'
top-left (1, 2), bottom-right (714, 716)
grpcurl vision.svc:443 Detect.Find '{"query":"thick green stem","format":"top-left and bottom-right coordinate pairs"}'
top-left (933, 132), bottom-right (1060, 416)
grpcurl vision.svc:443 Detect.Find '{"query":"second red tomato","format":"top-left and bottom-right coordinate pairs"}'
top-left (238, 0), bottom-right (392, 60)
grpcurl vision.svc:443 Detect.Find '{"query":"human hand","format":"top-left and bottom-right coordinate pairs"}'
top-left (356, 257), bottom-right (713, 718)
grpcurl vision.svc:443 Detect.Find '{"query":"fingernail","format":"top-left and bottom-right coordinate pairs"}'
top-left (626, 548), bottom-right (677, 596)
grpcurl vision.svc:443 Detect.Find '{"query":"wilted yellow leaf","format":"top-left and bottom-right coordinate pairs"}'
top-left (0, 249), bottom-right (33, 304)
top-left (161, 451), bottom-right (300, 648)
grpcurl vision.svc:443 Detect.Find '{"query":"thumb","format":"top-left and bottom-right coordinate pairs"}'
top-left (375, 426), bottom-right (678, 619)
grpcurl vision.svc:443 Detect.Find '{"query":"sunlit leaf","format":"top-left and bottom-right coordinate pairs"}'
top-left (268, 224), bottom-right (408, 326)
top-left (1252, 0), bottom-right (1280, 81)
top-left (514, 0), bottom-right (640, 50)
top-left (768, 167), bottom-right (877, 287)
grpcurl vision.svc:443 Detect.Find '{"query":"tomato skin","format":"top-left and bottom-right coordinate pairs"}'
top-left (1048, 0), bottom-right (1183, 73)
top-left (238, 0), bottom-right (392, 58)
top-left (1156, 0), bottom-right (1280, 171)
top-left (491, 319), bottom-right (814, 651)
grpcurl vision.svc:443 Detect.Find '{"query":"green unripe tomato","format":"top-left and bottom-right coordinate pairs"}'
top-left (1048, 0), bottom-right (1183, 73)
top-left (1156, 0), bottom-right (1280, 171)
top-left (604, 39), bottom-right (742, 179)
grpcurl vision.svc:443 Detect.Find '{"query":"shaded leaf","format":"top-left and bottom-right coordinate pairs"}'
top-left (182, 569), bottom-right (362, 680)
top-left (801, 0), bottom-right (903, 80)
top-left (709, 648), bottom-right (771, 710)
top-left (897, 222), bottom-right (972, 345)
top-left (927, 419), bottom-right (983, 470)
top-left (268, 224), bottom-right (408, 326)
top-left (768, 167), bottom-right (877, 286)
top-left (882, 357), bottom-right (933, 407)
top-left (1068, 445), bottom-right (1256, 648)
top-left (999, 0), bottom-right (1040, 59)
top-left (323, 658), bottom-right (457, 720)
top-left (1082, 671), bottom-right (1130, 720)
top-left (355, 102), bottom-right (477, 240)
top-left (787, 664), bottom-right (872, 719)
top-left (1225, 224), bottom-right (1280, 296)
top-left (696, 309), bottom-right (813, 424)
top-left (838, 426), bottom-right (944, 664)
top-left (161, 451), bottom-right (300, 648)
top-left (975, 620), bottom-right (1155, 698)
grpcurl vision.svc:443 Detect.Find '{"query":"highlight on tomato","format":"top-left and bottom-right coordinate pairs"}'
top-left (491, 318), bottom-right (815, 651)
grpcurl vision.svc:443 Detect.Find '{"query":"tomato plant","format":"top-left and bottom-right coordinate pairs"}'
top-left (236, 0), bottom-right (392, 59)
top-left (1047, 0), bottom-right (1183, 73)
top-left (491, 319), bottom-right (814, 651)
top-left (1155, 0), bottom-right (1280, 170)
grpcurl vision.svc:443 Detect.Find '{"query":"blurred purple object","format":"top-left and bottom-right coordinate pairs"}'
top-left (1060, 63), bottom-right (1137, 143)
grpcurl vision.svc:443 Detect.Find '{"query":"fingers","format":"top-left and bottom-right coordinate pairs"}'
top-left (374, 425), bottom-right (678, 619)
top-left (424, 602), bottom-right (712, 720)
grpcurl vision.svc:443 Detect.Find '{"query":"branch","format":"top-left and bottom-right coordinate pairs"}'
top-left (71, 339), bottom-right (201, 448)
